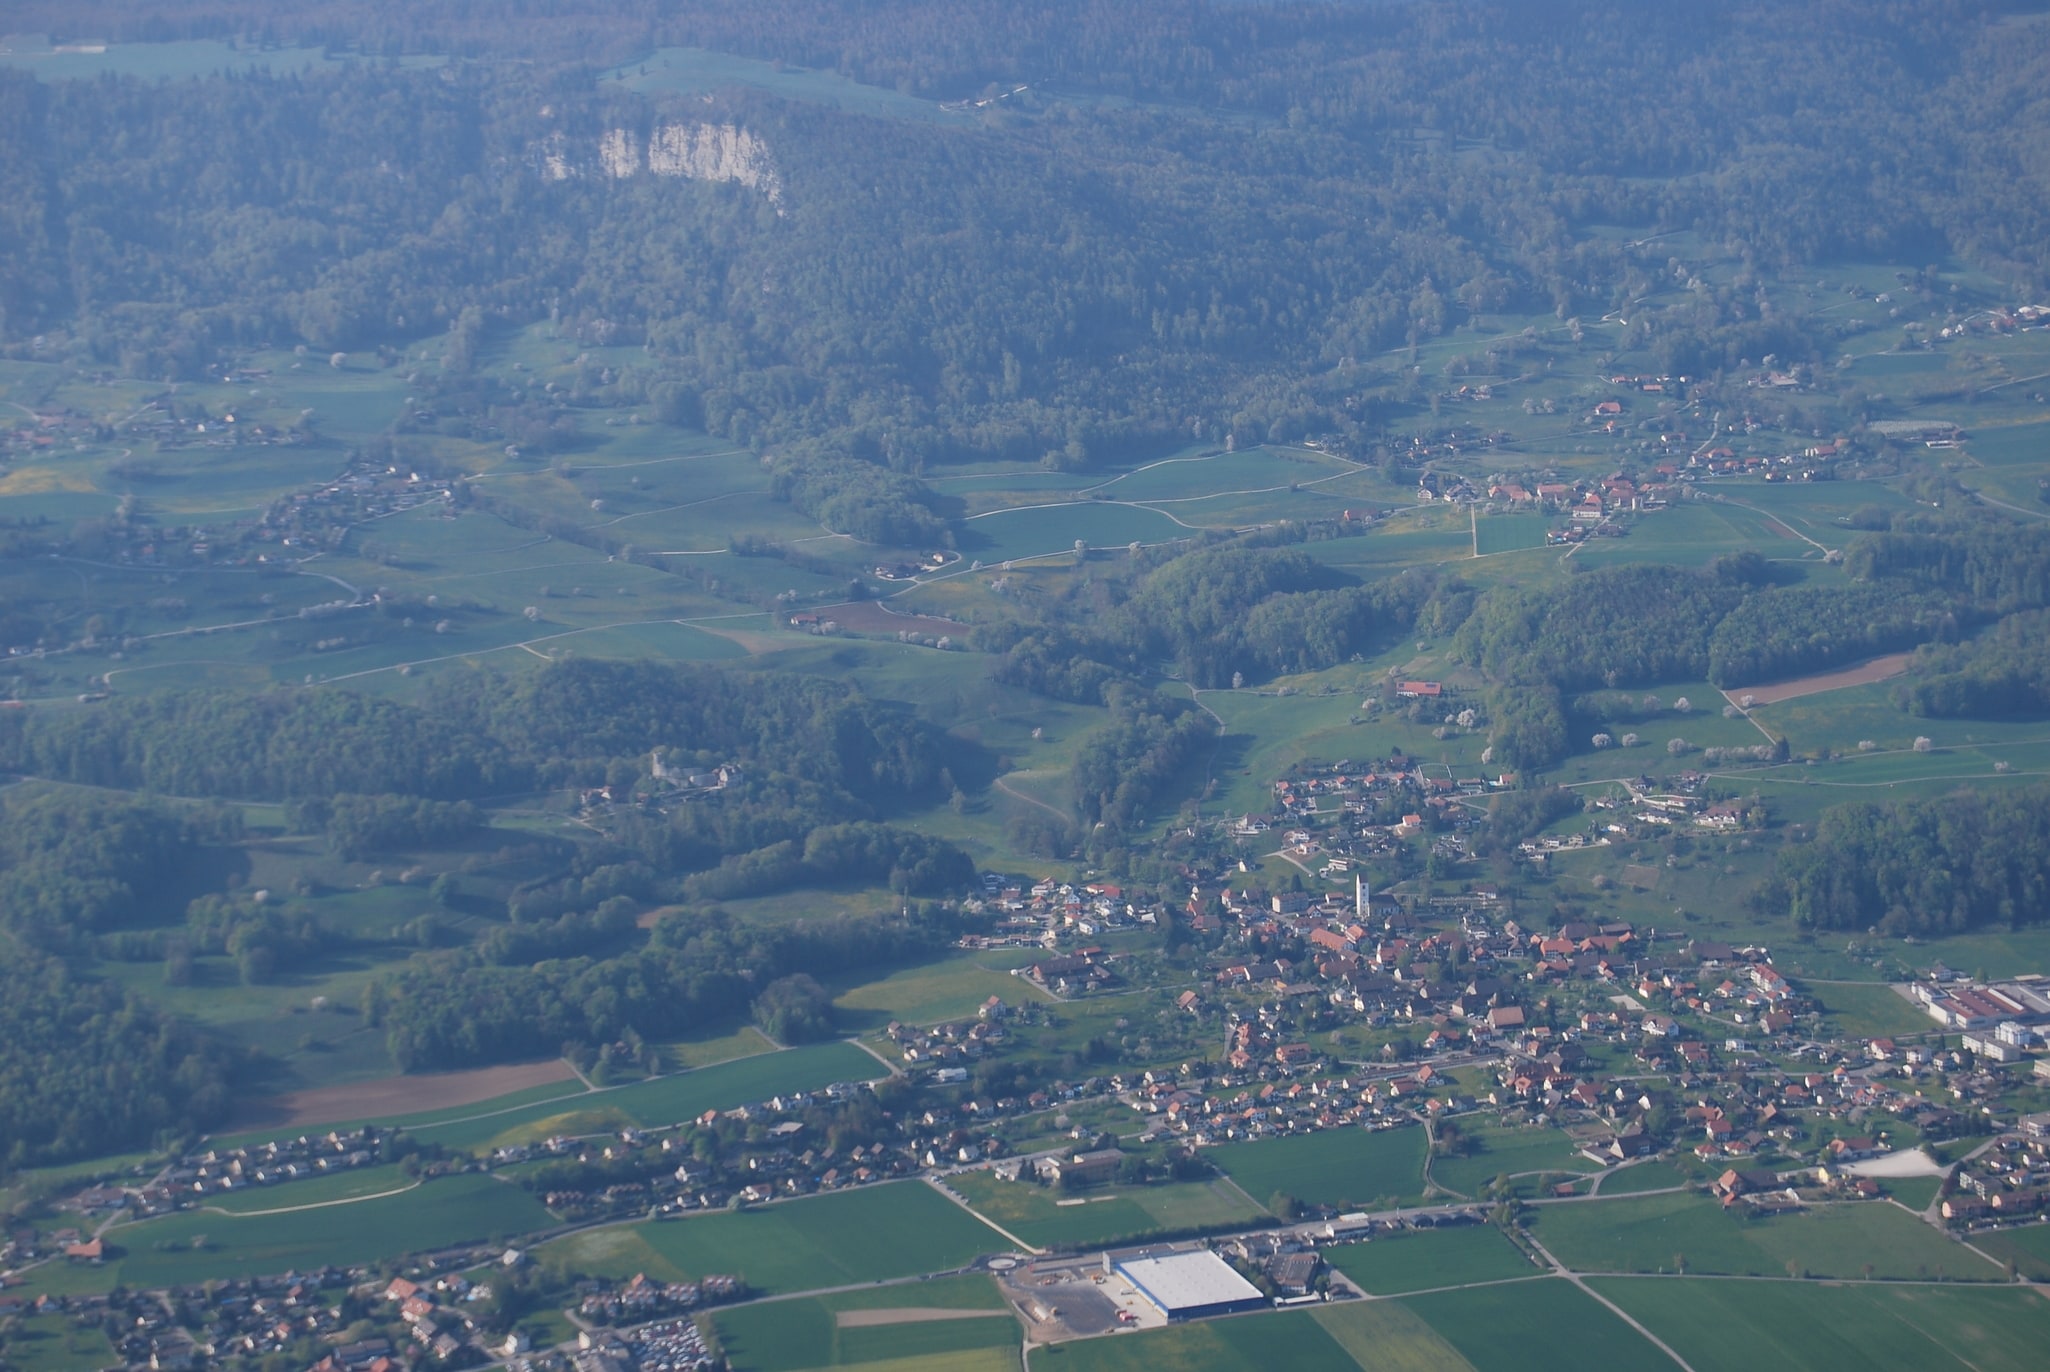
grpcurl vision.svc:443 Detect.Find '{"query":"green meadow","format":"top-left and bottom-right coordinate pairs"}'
top-left (1208, 1126), bottom-right (1430, 1210)
top-left (948, 1171), bottom-right (1267, 1250)
top-left (1527, 1192), bottom-right (2002, 1281)
top-left (1591, 1276), bottom-right (2050, 1372)
top-left (714, 1275), bottom-right (1016, 1372)
top-left (545, 1182), bottom-right (1002, 1294)
top-left (20, 1174), bottom-right (550, 1294)
top-left (1321, 1224), bottom-right (1539, 1294)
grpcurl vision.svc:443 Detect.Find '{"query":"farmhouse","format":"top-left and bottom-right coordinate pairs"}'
top-left (1110, 1249), bottom-right (1266, 1322)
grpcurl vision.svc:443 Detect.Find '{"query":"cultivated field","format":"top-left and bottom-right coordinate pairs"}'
top-left (1400, 1278), bottom-right (1674, 1372)
top-left (714, 1276), bottom-right (1016, 1371)
top-left (1591, 1276), bottom-right (2050, 1372)
top-left (233, 1057), bottom-right (578, 1129)
top-left (1527, 1192), bottom-right (2003, 1280)
top-left (1031, 1308), bottom-right (1361, 1372)
top-left (408, 1040), bottom-right (888, 1151)
top-left (1721, 652), bottom-right (1914, 706)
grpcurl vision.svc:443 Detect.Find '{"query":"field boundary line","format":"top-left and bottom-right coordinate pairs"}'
top-left (923, 1176), bottom-right (1042, 1255)
top-left (849, 1037), bottom-right (903, 1078)
top-left (1524, 1234), bottom-right (1696, 1371)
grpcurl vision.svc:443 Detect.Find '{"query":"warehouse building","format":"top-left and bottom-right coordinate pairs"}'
top-left (1110, 1249), bottom-right (1266, 1322)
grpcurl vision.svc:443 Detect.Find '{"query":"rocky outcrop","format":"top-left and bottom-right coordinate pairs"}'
top-left (540, 123), bottom-right (784, 208)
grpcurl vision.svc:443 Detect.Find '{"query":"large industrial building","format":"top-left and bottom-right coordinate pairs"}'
top-left (1111, 1250), bottom-right (1267, 1322)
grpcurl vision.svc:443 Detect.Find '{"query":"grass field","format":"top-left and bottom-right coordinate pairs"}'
top-left (1429, 1124), bottom-right (1603, 1198)
top-left (663, 1022), bottom-right (780, 1069)
top-left (947, 1171), bottom-right (1267, 1250)
top-left (0, 1315), bottom-right (117, 1372)
top-left (203, 1163), bottom-right (415, 1212)
top-left (1594, 1162), bottom-right (1698, 1196)
top-left (1592, 1276), bottom-right (2050, 1372)
top-left (715, 1276), bottom-right (1016, 1371)
top-left (1403, 1277), bottom-right (1671, 1372)
top-left (1528, 1192), bottom-right (2002, 1280)
top-left (1811, 981), bottom-right (1931, 1037)
top-left (1974, 1221), bottom-right (2050, 1280)
top-left (414, 1041), bottom-right (888, 1150)
top-left (830, 950), bottom-right (1049, 1029)
top-left (547, 1182), bottom-right (1002, 1295)
top-left (959, 502), bottom-right (1197, 563)
top-left (1031, 1308), bottom-right (1360, 1372)
top-left (1473, 513), bottom-right (1551, 555)
top-left (1208, 1127), bottom-right (1428, 1210)
top-left (1321, 1225), bottom-right (1538, 1294)
top-left (39, 1174), bottom-right (554, 1292)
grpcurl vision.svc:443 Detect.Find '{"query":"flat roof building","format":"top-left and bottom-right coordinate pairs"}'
top-left (1112, 1250), bottom-right (1266, 1322)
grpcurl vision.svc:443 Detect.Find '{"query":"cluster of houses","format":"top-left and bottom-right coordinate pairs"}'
top-left (885, 995), bottom-right (1027, 1067)
top-left (1943, 1121), bottom-right (2050, 1223)
top-left (972, 875), bottom-right (1158, 946)
top-left (1239, 757), bottom-right (1511, 869)
top-left (0, 1270), bottom-right (356, 1372)
top-left (42, 1128), bottom-right (395, 1223)
top-left (574, 1272), bottom-right (738, 1325)
top-left (0, 401), bottom-right (113, 463)
top-left (381, 1273), bottom-right (504, 1363)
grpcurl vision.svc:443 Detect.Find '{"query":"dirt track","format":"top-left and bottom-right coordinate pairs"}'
top-left (233, 1058), bottom-right (578, 1129)
top-left (812, 600), bottom-right (964, 636)
top-left (1724, 652), bottom-right (1913, 706)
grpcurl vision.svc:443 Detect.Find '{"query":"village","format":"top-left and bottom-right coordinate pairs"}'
top-left (13, 879), bottom-right (2050, 1372)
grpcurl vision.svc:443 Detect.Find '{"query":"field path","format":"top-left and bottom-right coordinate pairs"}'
top-left (1702, 492), bottom-right (1837, 557)
top-left (849, 1037), bottom-right (904, 1078)
top-left (1970, 488), bottom-right (2050, 521)
top-left (993, 773), bottom-right (1071, 824)
top-left (923, 1176), bottom-right (1042, 1254)
top-left (196, 1180), bottom-right (422, 1217)
top-left (1523, 1233), bottom-right (1698, 1371)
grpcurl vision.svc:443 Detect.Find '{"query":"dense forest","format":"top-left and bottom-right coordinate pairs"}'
top-left (0, 658), bottom-right (963, 822)
top-left (0, 953), bottom-right (236, 1169)
top-left (984, 538), bottom-right (1467, 696)
top-left (369, 904), bottom-right (956, 1070)
top-left (1754, 785), bottom-right (2050, 935)
top-left (1898, 610), bottom-right (2050, 718)
top-left (4, 1), bottom-right (2050, 472)
top-left (0, 792), bottom-right (218, 947)
top-left (1426, 519), bottom-right (2050, 769)
top-left (1705, 585), bottom-right (1959, 688)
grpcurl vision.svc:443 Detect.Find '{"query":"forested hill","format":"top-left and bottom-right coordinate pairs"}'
top-left (3, 1), bottom-right (2049, 467)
